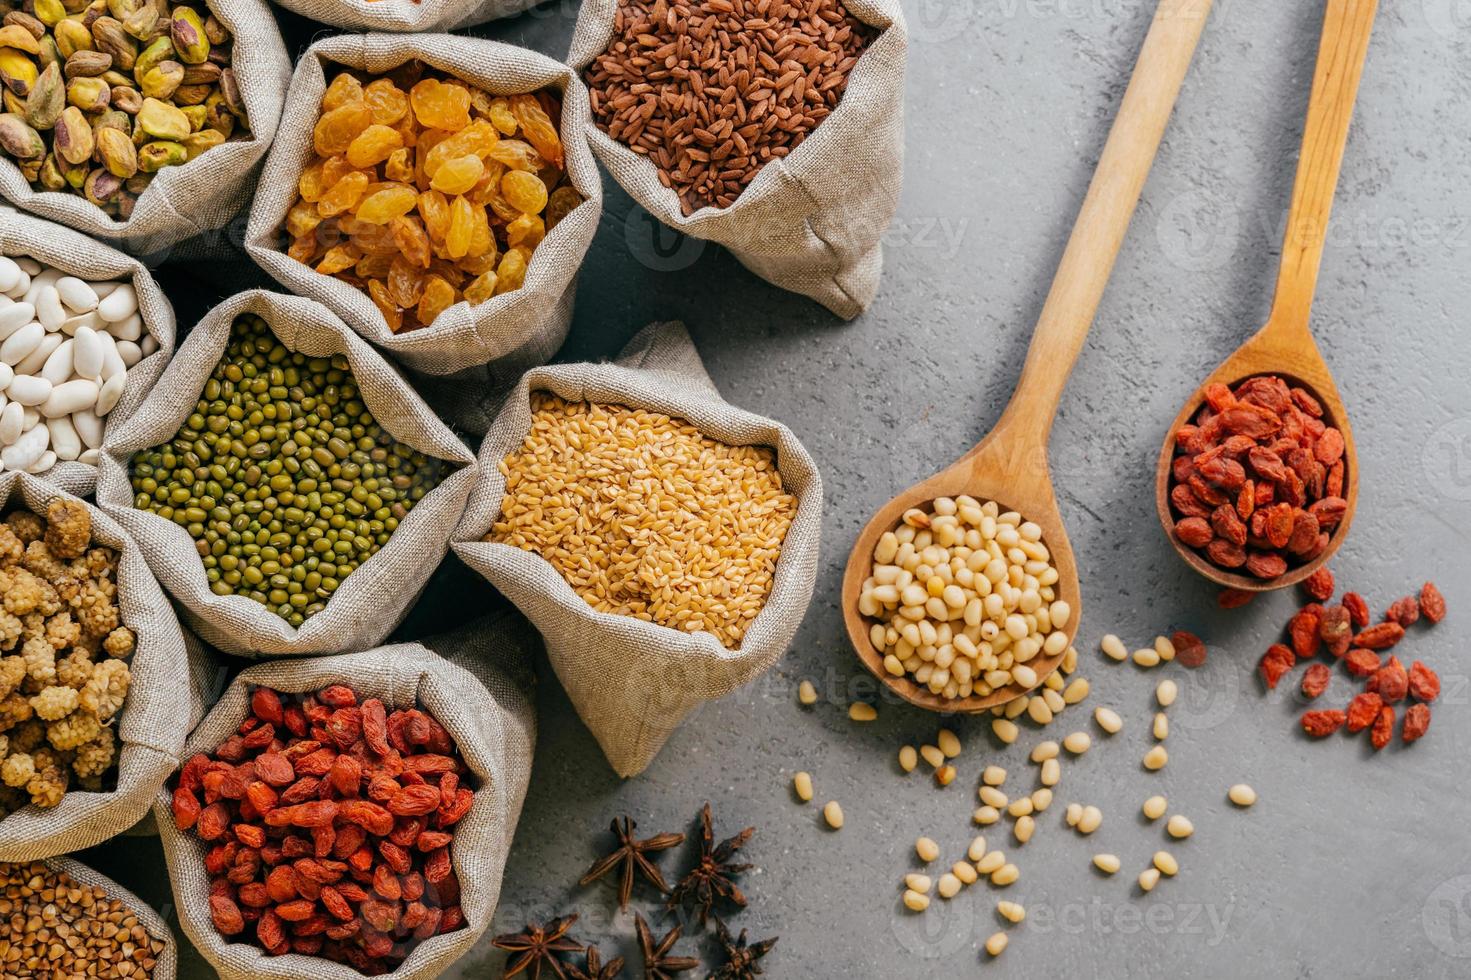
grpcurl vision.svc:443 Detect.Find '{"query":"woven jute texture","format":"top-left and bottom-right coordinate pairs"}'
top-left (0, 473), bottom-right (189, 862)
top-left (453, 321), bottom-right (822, 777)
top-left (0, 0), bottom-right (291, 255)
top-left (245, 33), bottom-right (603, 408)
top-left (267, 0), bottom-right (540, 33)
top-left (0, 210), bottom-right (177, 497)
top-left (566, 0), bottom-right (906, 319)
top-left (43, 855), bottom-right (179, 980)
top-left (95, 290), bottom-right (477, 658)
top-left (154, 619), bottom-right (537, 980)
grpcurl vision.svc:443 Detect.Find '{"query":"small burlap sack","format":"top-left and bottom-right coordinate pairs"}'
top-left (245, 34), bottom-right (603, 394)
top-left (95, 290), bottom-right (477, 658)
top-left (567, 0), bottom-right (906, 319)
top-left (42, 855), bottom-right (179, 979)
top-left (266, 0), bottom-right (540, 33)
top-left (453, 321), bottom-right (823, 777)
top-left (0, 0), bottom-right (291, 256)
top-left (0, 472), bottom-right (190, 862)
top-left (154, 618), bottom-right (537, 980)
top-left (0, 210), bottom-right (177, 497)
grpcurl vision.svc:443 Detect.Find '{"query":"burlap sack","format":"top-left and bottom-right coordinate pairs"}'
top-left (567, 0), bottom-right (906, 319)
top-left (0, 0), bottom-right (292, 256)
top-left (43, 855), bottom-right (179, 979)
top-left (153, 618), bottom-right (537, 980)
top-left (245, 34), bottom-right (603, 395)
top-left (266, 0), bottom-right (540, 33)
top-left (0, 210), bottom-right (177, 497)
top-left (453, 321), bottom-right (823, 777)
top-left (0, 472), bottom-right (190, 861)
top-left (95, 290), bottom-right (477, 658)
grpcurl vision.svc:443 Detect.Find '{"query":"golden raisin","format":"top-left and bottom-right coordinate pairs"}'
top-left (391, 215), bottom-right (432, 269)
top-left (488, 139), bottom-right (542, 172)
top-left (313, 103), bottom-right (372, 157)
top-left (322, 73), bottom-right (364, 112)
top-left (315, 244), bottom-right (360, 275)
top-left (510, 94), bottom-right (564, 168)
top-left (355, 185), bottom-right (418, 224)
top-left (445, 194), bottom-right (474, 259)
top-left (506, 213), bottom-right (544, 248)
top-left (367, 278), bottom-right (403, 332)
top-left (418, 189), bottom-right (450, 243)
top-left (286, 200), bottom-right (322, 239)
top-left (384, 147), bottom-right (413, 183)
top-left (363, 78), bottom-right (409, 125)
top-left (416, 274), bottom-right (456, 325)
top-left (298, 160), bottom-right (327, 203)
top-left (545, 185), bottom-right (583, 229)
top-left (495, 247), bottom-right (528, 294)
top-left (410, 79), bottom-right (471, 131)
top-left (501, 170), bottom-right (548, 214)
top-left (345, 124), bottom-right (404, 169)
top-left (430, 154), bottom-right (483, 195)
top-left (487, 97), bottom-right (518, 135)
top-left (318, 171), bottom-right (369, 218)
top-left (386, 256), bottom-right (426, 308)
top-left (423, 120), bottom-right (497, 178)
top-left (463, 270), bottom-right (498, 305)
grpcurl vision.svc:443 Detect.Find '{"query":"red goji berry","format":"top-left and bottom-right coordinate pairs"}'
top-left (1402, 703), bottom-right (1431, 743)
top-left (317, 685), bottom-right (358, 708)
top-left (1370, 705), bottom-right (1395, 750)
top-left (210, 895), bottom-right (245, 935)
top-left (1367, 656), bottom-right (1408, 703)
top-left (1408, 660), bottom-right (1441, 702)
top-left (1420, 582), bottom-right (1447, 624)
top-left (1355, 622), bottom-right (1405, 651)
top-left (1301, 710), bottom-right (1346, 737)
top-left (1386, 596), bottom-right (1420, 627)
top-left (1300, 663), bottom-right (1331, 700)
top-left (1342, 591), bottom-right (1370, 628)
top-left (1302, 566), bottom-right (1335, 602)
top-left (1318, 606), bottom-right (1352, 658)
top-left (387, 784), bottom-right (440, 817)
top-left (1346, 692), bottom-right (1382, 733)
top-left (1288, 609), bottom-right (1322, 658)
top-left (1218, 588), bottom-right (1255, 609)
top-left (274, 900), bottom-right (317, 922)
top-left (172, 788), bottom-right (201, 830)
top-left (1259, 644), bottom-right (1296, 690)
top-left (1344, 648), bottom-right (1380, 678)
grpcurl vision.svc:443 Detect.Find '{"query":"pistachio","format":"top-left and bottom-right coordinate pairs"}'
top-left (2, 12), bottom-right (48, 42)
top-left (64, 49), bottom-right (111, 78)
top-left (138, 58), bottom-right (180, 99)
top-left (52, 18), bottom-right (92, 58)
top-left (169, 5), bottom-right (206, 63)
top-left (0, 24), bottom-right (43, 55)
top-left (171, 80), bottom-right (207, 105)
top-left (124, 172), bottom-right (149, 194)
top-left (110, 84), bottom-right (140, 113)
top-left (202, 12), bottom-right (227, 44)
top-left (179, 124), bottom-right (219, 159)
top-left (100, 69), bottom-right (133, 89)
top-left (135, 94), bottom-right (184, 138)
top-left (179, 60), bottom-right (216, 85)
top-left (58, 148), bottom-right (87, 187)
top-left (91, 107), bottom-right (130, 134)
top-left (0, 48), bottom-right (39, 96)
top-left (65, 74), bottom-right (109, 112)
top-left (52, 103), bottom-right (92, 163)
top-left (95, 124), bottom-right (135, 176)
top-left (107, 0), bottom-right (144, 20)
top-left (35, 35), bottom-right (60, 73)
top-left (131, 34), bottom-right (170, 81)
top-left (116, 188), bottom-right (136, 217)
top-left (219, 66), bottom-right (240, 118)
top-left (0, 91), bottom-right (20, 115)
top-left (179, 101), bottom-right (204, 130)
top-left (82, 165), bottom-right (121, 204)
top-left (23, 60), bottom-right (63, 128)
top-left (33, 0), bottom-right (68, 28)
top-left (202, 88), bottom-right (231, 134)
top-left (121, 3), bottom-right (161, 42)
top-left (90, 17), bottom-right (136, 71)
top-left (37, 150), bottom-right (65, 188)
top-left (0, 112), bottom-right (44, 158)
top-left (135, 137), bottom-right (181, 171)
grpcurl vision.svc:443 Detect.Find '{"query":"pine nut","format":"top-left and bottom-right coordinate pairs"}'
top-left (1007, 797), bottom-right (1033, 818)
top-left (1138, 867), bottom-right (1160, 892)
top-left (899, 745), bottom-right (918, 772)
top-left (1166, 815), bottom-right (1194, 839)
top-left (937, 873), bottom-right (962, 899)
top-left (1094, 706), bottom-right (1122, 734)
top-left (1045, 671), bottom-right (1064, 691)
top-left (1062, 677), bottom-right (1090, 704)
top-left (920, 745), bottom-right (945, 769)
top-left (823, 801), bottom-right (844, 829)
top-left (984, 932), bottom-right (1008, 957)
top-left (975, 806), bottom-right (1001, 825)
top-left (1030, 788), bottom-right (1053, 812)
top-left (1132, 648), bottom-right (1161, 667)
top-left (1101, 634), bottom-right (1128, 661)
top-left (1004, 696), bottom-right (1029, 720)
top-left (1063, 645), bottom-right (1078, 673)
top-left (849, 702), bottom-right (877, 722)
top-left (1076, 805), bottom-right (1102, 834)
top-left (1143, 745), bottom-right (1168, 771)
top-left (1012, 664), bottom-right (1038, 690)
top-left (998, 900), bottom-right (1026, 924)
top-left (1027, 696), bottom-right (1054, 725)
top-left (979, 786), bottom-right (1008, 809)
top-left (916, 837), bottom-right (940, 863)
top-left (952, 861), bottom-right (978, 885)
top-left (967, 836), bottom-right (988, 862)
top-left (1155, 635), bottom-right (1176, 661)
top-left (975, 851), bottom-right (1006, 875)
top-left (798, 680), bottom-right (818, 705)
top-left (1142, 795), bottom-right (1167, 820)
top-left (991, 863), bottom-right (1019, 886)
top-left (1093, 853), bottom-right (1120, 874)
top-left (1154, 851), bottom-right (1179, 876)
top-left (1040, 758), bottom-right (1060, 787)
top-left (1065, 803), bottom-right (1082, 826)
top-left (1063, 732), bottom-right (1091, 755)
top-left (1014, 815), bottom-right (1035, 844)
top-left (935, 765), bottom-right (957, 787)
top-left (982, 766), bottom-right (1007, 787)
top-left (1042, 688), bottom-right (1066, 713)
top-left (1031, 741), bottom-right (1059, 763)
top-left (793, 772), bottom-right (813, 802)
top-left (1228, 784), bottom-right (1257, 807)
top-left (992, 719), bottom-right (1019, 744)
top-left (903, 889), bottom-right (931, 912)
top-left (1153, 712), bottom-right (1169, 740)
top-left (1156, 679), bottom-right (1178, 707)
top-left (904, 873), bottom-right (932, 893)
top-left (937, 728), bottom-right (962, 758)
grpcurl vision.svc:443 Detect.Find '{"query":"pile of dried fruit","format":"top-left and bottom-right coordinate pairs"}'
top-left (1168, 374), bottom-right (1348, 579)
top-left (0, 860), bottom-right (167, 976)
top-left (0, 500), bottom-right (135, 814)
top-left (0, 0), bottom-right (248, 217)
top-left (170, 684), bottom-right (471, 973)
top-left (285, 61), bottom-right (583, 333)
top-left (1258, 571), bottom-right (1446, 748)
top-left (584, 0), bottom-right (877, 214)
top-left (490, 393), bottom-right (797, 650)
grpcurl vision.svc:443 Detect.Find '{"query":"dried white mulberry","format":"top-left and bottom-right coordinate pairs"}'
top-left (79, 660), bottom-right (130, 722)
top-left (71, 727), bottom-right (115, 780)
top-left (44, 500), bottom-right (91, 560)
top-left (20, 636), bottom-right (55, 687)
top-left (0, 752), bottom-right (34, 788)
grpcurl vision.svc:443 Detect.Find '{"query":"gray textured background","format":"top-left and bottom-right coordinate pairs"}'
top-left (84, 0), bottom-right (1471, 976)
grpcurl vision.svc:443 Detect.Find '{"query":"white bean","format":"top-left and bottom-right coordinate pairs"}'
top-left (6, 375), bottom-right (50, 407)
top-left (1166, 815), bottom-right (1194, 839)
top-left (822, 801), bottom-right (843, 829)
top-left (42, 379), bottom-right (99, 419)
top-left (0, 322), bottom-right (42, 365)
top-left (113, 339), bottom-right (141, 369)
top-left (1142, 795), bottom-right (1167, 820)
top-left (0, 303), bottom-right (34, 338)
top-left (24, 449), bottom-right (55, 473)
top-left (95, 372), bottom-right (125, 415)
top-left (1, 423), bottom-right (48, 470)
top-left (1143, 745), bottom-right (1168, 771)
top-left (40, 338), bottom-right (74, 385)
top-left (792, 772), bottom-right (813, 802)
top-left (0, 402), bottom-right (21, 444)
top-left (96, 283), bottom-right (137, 322)
top-left (1093, 853), bottom-right (1120, 874)
top-left (1156, 679), bottom-right (1178, 707)
top-left (46, 415), bottom-right (80, 460)
top-left (1101, 634), bottom-right (1127, 661)
top-left (72, 326), bottom-right (103, 379)
top-left (71, 408), bottom-right (102, 449)
top-left (55, 277), bottom-right (98, 312)
top-left (11, 333), bottom-right (60, 377)
top-left (33, 287), bottom-right (65, 331)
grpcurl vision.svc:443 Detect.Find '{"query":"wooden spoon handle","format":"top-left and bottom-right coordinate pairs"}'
top-left (992, 0), bottom-right (1213, 449)
top-left (1268, 0), bottom-right (1378, 333)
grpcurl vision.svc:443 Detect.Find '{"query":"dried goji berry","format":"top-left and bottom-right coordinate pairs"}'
top-left (1218, 588), bottom-right (1255, 609)
top-left (1420, 582), bottom-right (1447, 624)
top-left (234, 824), bottom-right (267, 849)
top-left (1260, 644), bottom-right (1296, 690)
top-left (254, 752), bottom-right (295, 787)
top-left (373, 864), bottom-right (402, 900)
top-left (1172, 484), bottom-right (1213, 520)
top-left (341, 800), bottom-right (395, 836)
top-left (294, 748), bottom-right (338, 776)
top-left (317, 685), bottom-right (358, 708)
top-left (265, 865), bottom-right (297, 903)
top-left (1300, 663), bottom-right (1330, 700)
top-left (1408, 660), bottom-right (1440, 702)
top-left (423, 846), bottom-right (452, 884)
top-left (312, 824), bottom-right (336, 859)
top-left (1344, 648), bottom-right (1380, 678)
top-left (210, 895), bottom-right (245, 935)
top-left (1386, 596), bottom-right (1421, 627)
top-left (1367, 656), bottom-right (1408, 703)
top-left (327, 755), bottom-right (363, 797)
top-left (437, 788), bottom-right (473, 827)
top-left (1308, 497), bottom-right (1348, 527)
top-left (280, 777), bottom-right (322, 805)
top-left (1355, 622), bottom-right (1405, 650)
top-left (1174, 517), bottom-right (1213, 548)
top-left (1245, 550), bottom-right (1288, 580)
top-left (1403, 703), bottom-right (1431, 743)
top-left (416, 830), bottom-right (453, 852)
top-left (1318, 606), bottom-right (1352, 658)
top-left (378, 841), bottom-right (412, 874)
top-left (274, 900), bottom-right (317, 922)
top-left (389, 816), bottom-right (426, 847)
top-left (1301, 710), bottom-right (1345, 737)
top-left (400, 872), bottom-right (424, 902)
top-left (1343, 592), bottom-right (1370, 628)
top-left (236, 882), bottom-right (271, 908)
top-left (362, 698), bottom-right (390, 756)
top-left (198, 802), bottom-right (231, 841)
top-left (1207, 538), bottom-right (1246, 569)
top-left (1288, 609), bottom-right (1322, 659)
top-left (387, 784), bottom-right (440, 817)
top-left (1370, 705), bottom-right (1394, 750)
top-left (1346, 692), bottom-right (1382, 733)
top-left (172, 788), bottom-right (202, 831)
top-left (320, 885), bottom-right (354, 921)
top-left (1302, 567), bottom-right (1334, 602)
top-left (439, 906), bottom-right (464, 934)
top-left (327, 708), bottom-right (363, 749)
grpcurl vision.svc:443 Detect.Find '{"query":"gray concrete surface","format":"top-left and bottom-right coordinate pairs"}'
top-left (82, 0), bottom-right (1471, 976)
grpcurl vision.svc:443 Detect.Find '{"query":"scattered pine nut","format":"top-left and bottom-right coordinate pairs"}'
top-left (1155, 635), bottom-right (1176, 662)
top-left (1040, 758), bottom-right (1060, 787)
top-left (1138, 867), bottom-right (1161, 892)
top-left (1143, 745), bottom-right (1168, 771)
top-left (1062, 731), bottom-right (1091, 755)
top-left (920, 745), bottom-right (945, 769)
top-left (975, 806), bottom-right (1001, 826)
top-left (953, 861), bottom-right (979, 885)
top-left (1007, 797), bottom-right (1033, 819)
top-left (916, 837), bottom-right (940, 863)
top-left (1094, 706), bottom-right (1122, 734)
top-left (1014, 815), bottom-right (1035, 844)
top-left (1062, 646), bottom-right (1079, 673)
top-left (935, 765), bottom-right (957, 787)
top-left (1101, 634), bottom-right (1128, 661)
top-left (1156, 679), bottom-right (1178, 707)
top-left (1153, 712), bottom-right (1169, 740)
top-left (1166, 815), bottom-right (1194, 839)
top-left (798, 680), bottom-right (818, 705)
top-left (849, 703), bottom-right (877, 722)
top-left (998, 900), bottom-right (1025, 924)
top-left (898, 745), bottom-right (918, 772)
top-left (1027, 696), bottom-right (1054, 725)
top-left (1076, 805), bottom-right (1102, 835)
top-left (979, 786), bottom-right (1008, 809)
top-left (1228, 784), bottom-right (1258, 807)
top-left (823, 801), bottom-right (844, 829)
top-left (1004, 697), bottom-right (1029, 721)
top-left (1062, 677), bottom-right (1090, 704)
top-left (937, 873), bottom-right (962, 899)
top-left (1142, 795), bottom-right (1167, 821)
top-left (1042, 688), bottom-right (1066, 713)
top-left (1030, 788), bottom-right (1053, 812)
top-left (1031, 741), bottom-right (1059, 763)
top-left (1065, 803), bottom-right (1082, 827)
top-left (1092, 853), bottom-right (1121, 874)
top-left (975, 851), bottom-right (1006, 875)
top-left (1154, 851), bottom-right (1179, 876)
top-left (1045, 671), bottom-right (1064, 692)
top-left (937, 728), bottom-right (962, 758)
top-left (904, 873), bottom-right (932, 893)
top-left (991, 863), bottom-right (1019, 886)
top-left (793, 772), bottom-right (813, 802)
top-left (992, 719), bottom-right (1019, 744)
top-left (1133, 648), bottom-right (1161, 668)
top-left (903, 889), bottom-right (931, 912)
top-left (967, 835), bottom-right (988, 862)
top-left (985, 932), bottom-right (1008, 957)
top-left (982, 765), bottom-right (1007, 787)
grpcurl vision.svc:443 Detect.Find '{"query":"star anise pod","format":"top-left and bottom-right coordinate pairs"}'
top-left (492, 914), bottom-right (583, 979)
top-left (707, 917), bottom-right (777, 979)
top-left (635, 912), bottom-right (699, 980)
top-left (565, 943), bottom-right (625, 980)
top-left (667, 803), bottom-right (754, 928)
top-left (580, 815), bottom-right (686, 910)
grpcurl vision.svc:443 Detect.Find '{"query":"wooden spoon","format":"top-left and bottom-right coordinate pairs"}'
top-left (1155, 0), bottom-right (1375, 592)
top-left (841, 0), bottom-right (1214, 714)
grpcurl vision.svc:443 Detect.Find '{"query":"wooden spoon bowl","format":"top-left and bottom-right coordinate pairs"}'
top-left (1155, 0), bottom-right (1375, 592)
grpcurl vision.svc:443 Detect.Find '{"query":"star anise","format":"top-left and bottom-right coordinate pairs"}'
top-left (580, 815), bottom-right (687, 910)
top-left (707, 918), bottom-right (777, 979)
top-left (565, 943), bottom-right (625, 980)
top-left (492, 915), bottom-right (583, 979)
top-left (667, 803), bottom-right (754, 928)
top-left (635, 912), bottom-right (699, 980)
